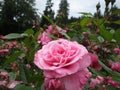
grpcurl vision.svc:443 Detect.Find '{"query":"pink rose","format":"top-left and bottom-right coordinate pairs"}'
top-left (104, 76), bottom-right (119, 88)
top-left (89, 53), bottom-right (102, 70)
top-left (37, 32), bottom-right (52, 45)
top-left (0, 49), bottom-right (9, 54)
top-left (90, 76), bottom-right (104, 88)
top-left (46, 25), bottom-right (53, 33)
top-left (34, 39), bottom-right (91, 90)
top-left (45, 25), bottom-right (68, 38)
top-left (34, 39), bottom-right (91, 78)
top-left (109, 61), bottom-right (120, 72)
top-left (114, 48), bottom-right (120, 55)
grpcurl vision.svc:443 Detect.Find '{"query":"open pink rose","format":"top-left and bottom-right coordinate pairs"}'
top-left (34, 39), bottom-right (91, 90)
top-left (37, 32), bottom-right (52, 45)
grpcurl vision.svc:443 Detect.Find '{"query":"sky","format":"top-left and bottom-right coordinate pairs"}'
top-left (35, 0), bottom-right (120, 18)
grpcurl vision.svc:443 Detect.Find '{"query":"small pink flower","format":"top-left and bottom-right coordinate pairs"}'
top-left (0, 49), bottom-right (9, 54)
top-left (7, 81), bottom-right (22, 89)
top-left (90, 76), bottom-right (104, 88)
top-left (46, 25), bottom-right (53, 33)
top-left (11, 63), bottom-right (17, 70)
top-left (109, 61), bottom-right (120, 72)
top-left (37, 32), bottom-right (52, 45)
top-left (23, 46), bottom-right (28, 52)
top-left (34, 39), bottom-right (91, 90)
top-left (26, 64), bottom-right (31, 68)
top-left (107, 80), bottom-right (119, 88)
top-left (0, 35), bottom-right (6, 40)
top-left (104, 76), bottom-right (119, 88)
top-left (114, 48), bottom-right (120, 55)
top-left (0, 71), bottom-right (8, 81)
top-left (0, 71), bottom-right (8, 76)
top-left (82, 32), bottom-right (89, 37)
top-left (6, 42), bottom-right (15, 49)
top-left (0, 80), bottom-right (7, 86)
top-left (89, 53), bottom-right (102, 70)
top-left (46, 25), bottom-right (67, 36)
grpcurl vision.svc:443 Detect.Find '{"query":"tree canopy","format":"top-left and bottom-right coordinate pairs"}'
top-left (56, 0), bottom-right (69, 26)
top-left (40, 0), bottom-right (55, 27)
top-left (0, 0), bottom-right (38, 35)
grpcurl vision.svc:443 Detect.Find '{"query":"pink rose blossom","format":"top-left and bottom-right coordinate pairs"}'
top-left (0, 80), bottom-right (7, 86)
top-left (37, 32), bottom-right (52, 45)
top-left (0, 49), bottom-right (9, 54)
top-left (89, 53), bottom-right (102, 70)
top-left (26, 64), bottom-right (31, 68)
top-left (34, 39), bottom-right (91, 90)
top-left (107, 80), bottom-right (119, 88)
top-left (45, 25), bottom-right (67, 37)
top-left (0, 71), bottom-right (8, 76)
top-left (104, 76), bottom-right (119, 88)
top-left (46, 25), bottom-right (54, 33)
top-left (0, 35), bottom-right (6, 40)
top-left (109, 61), bottom-right (120, 72)
top-left (90, 76), bottom-right (104, 88)
top-left (114, 48), bottom-right (120, 55)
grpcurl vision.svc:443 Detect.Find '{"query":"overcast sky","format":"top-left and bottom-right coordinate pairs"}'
top-left (35, 0), bottom-right (120, 18)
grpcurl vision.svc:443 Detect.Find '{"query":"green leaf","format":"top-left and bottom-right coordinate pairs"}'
top-left (111, 75), bottom-right (120, 83)
top-left (14, 84), bottom-right (36, 90)
top-left (80, 18), bottom-right (91, 27)
top-left (112, 9), bottom-right (120, 15)
top-left (24, 38), bottom-right (33, 49)
top-left (57, 26), bottom-right (70, 39)
top-left (5, 52), bottom-right (22, 64)
top-left (5, 33), bottom-right (25, 39)
top-left (89, 68), bottom-right (107, 77)
top-left (106, 85), bottom-right (116, 90)
top-left (34, 30), bottom-right (41, 40)
top-left (114, 20), bottom-right (120, 25)
top-left (0, 86), bottom-right (4, 90)
top-left (40, 13), bottom-right (54, 25)
top-left (19, 64), bottom-right (30, 83)
top-left (114, 29), bottom-right (120, 43)
top-left (40, 84), bottom-right (44, 90)
top-left (99, 25), bottom-right (113, 41)
top-left (79, 12), bottom-right (93, 17)
top-left (8, 72), bottom-right (16, 82)
top-left (24, 29), bottom-right (34, 35)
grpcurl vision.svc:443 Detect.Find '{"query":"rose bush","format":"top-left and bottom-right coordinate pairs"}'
top-left (1, 0), bottom-right (120, 89)
top-left (34, 39), bottom-right (91, 90)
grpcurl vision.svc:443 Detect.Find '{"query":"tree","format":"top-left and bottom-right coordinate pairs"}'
top-left (56, 0), bottom-right (69, 26)
top-left (108, 6), bottom-right (120, 29)
top-left (40, 0), bottom-right (54, 27)
top-left (0, 0), bottom-right (38, 35)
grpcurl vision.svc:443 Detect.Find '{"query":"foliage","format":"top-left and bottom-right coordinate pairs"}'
top-left (0, 0), bottom-right (38, 35)
top-left (56, 0), bottom-right (69, 26)
top-left (40, 0), bottom-right (55, 27)
top-left (0, 0), bottom-right (120, 90)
